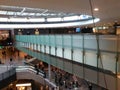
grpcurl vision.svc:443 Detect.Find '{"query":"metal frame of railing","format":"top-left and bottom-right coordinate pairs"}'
top-left (15, 64), bottom-right (57, 89)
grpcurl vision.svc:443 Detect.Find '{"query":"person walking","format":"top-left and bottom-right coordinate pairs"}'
top-left (89, 84), bottom-right (92, 90)
top-left (9, 58), bottom-right (13, 66)
top-left (0, 59), bottom-right (2, 64)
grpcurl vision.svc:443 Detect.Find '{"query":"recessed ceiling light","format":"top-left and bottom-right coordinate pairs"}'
top-left (94, 8), bottom-right (99, 11)
top-left (16, 83), bottom-right (31, 87)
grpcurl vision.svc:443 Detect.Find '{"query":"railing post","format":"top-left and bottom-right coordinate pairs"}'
top-left (48, 64), bottom-right (51, 81)
top-left (115, 35), bottom-right (119, 90)
top-left (82, 34), bottom-right (85, 79)
top-left (71, 35), bottom-right (74, 74)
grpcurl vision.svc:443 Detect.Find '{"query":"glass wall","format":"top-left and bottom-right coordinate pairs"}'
top-left (15, 34), bottom-right (120, 90)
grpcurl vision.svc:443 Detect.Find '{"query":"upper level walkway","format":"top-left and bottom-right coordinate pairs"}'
top-left (15, 34), bottom-right (120, 90)
top-left (0, 48), bottom-right (89, 90)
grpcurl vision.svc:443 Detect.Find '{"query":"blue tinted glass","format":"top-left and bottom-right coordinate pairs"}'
top-left (76, 28), bottom-right (81, 32)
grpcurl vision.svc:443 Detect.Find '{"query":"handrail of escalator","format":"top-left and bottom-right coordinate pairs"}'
top-left (15, 65), bottom-right (45, 77)
top-left (15, 65), bottom-right (57, 88)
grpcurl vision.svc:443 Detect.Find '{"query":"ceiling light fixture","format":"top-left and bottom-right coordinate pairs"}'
top-left (16, 83), bottom-right (31, 87)
top-left (0, 18), bottom-right (100, 29)
top-left (94, 8), bottom-right (99, 11)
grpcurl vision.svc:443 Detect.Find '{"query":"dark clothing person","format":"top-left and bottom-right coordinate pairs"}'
top-left (89, 84), bottom-right (92, 90)
top-left (2, 51), bottom-right (6, 59)
top-left (43, 72), bottom-right (46, 78)
top-left (2, 51), bottom-right (6, 55)
top-left (9, 58), bottom-right (13, 65)
top-left (34, 65), bottom-right (39, 74)
top-left (0, 60), bottom-right (1, 64)
top-left (10, 58), bottom-right (12, 62)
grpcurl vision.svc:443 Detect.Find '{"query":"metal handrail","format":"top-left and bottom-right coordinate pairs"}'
top-left (15, 65), bottom-right (57, 88)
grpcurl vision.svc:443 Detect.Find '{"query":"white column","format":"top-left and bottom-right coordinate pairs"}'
top-left (48, 64), bottom-right (51, 80)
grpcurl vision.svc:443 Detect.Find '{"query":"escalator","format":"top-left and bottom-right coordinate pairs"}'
top-left (0, 67), bottom-right (16, 89)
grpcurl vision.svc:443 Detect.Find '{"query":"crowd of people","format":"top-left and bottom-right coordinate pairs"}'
top-left (32, 63), bottom-right (91, 90)
top-left (51, 68), bottom-right (80, 89)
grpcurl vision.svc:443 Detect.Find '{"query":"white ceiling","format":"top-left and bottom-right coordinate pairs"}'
top-left (0, 0), bottom-right (120, 26)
